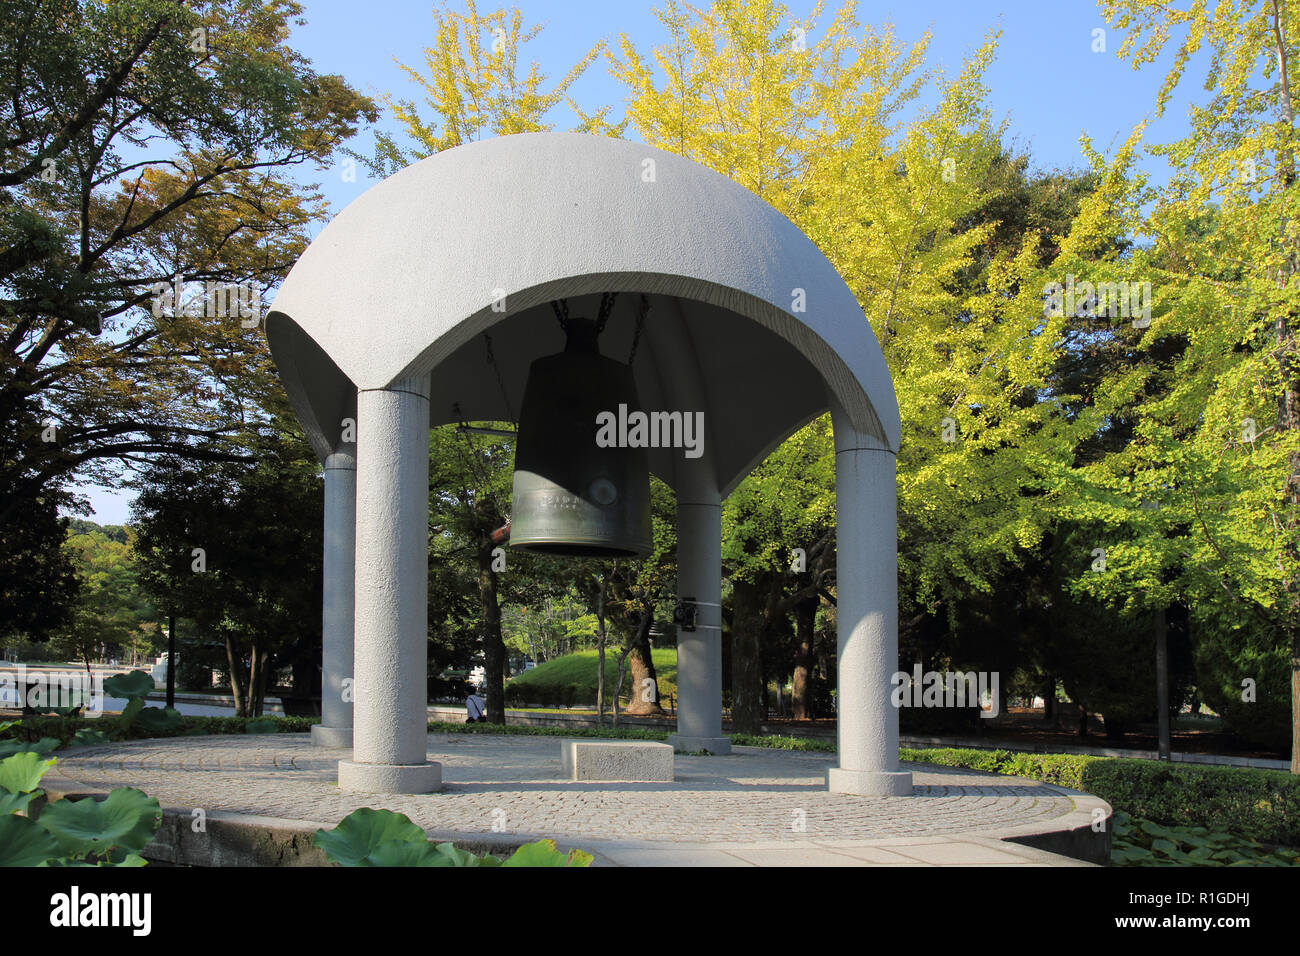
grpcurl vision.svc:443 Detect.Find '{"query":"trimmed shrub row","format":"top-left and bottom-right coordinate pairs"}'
top-left (429, 721), bottom-right (668, 741)
top-left (1082, 758), bottom-right (1300, 847)
top-left (503, 684), bottom-right (579, 709)
top-left (10, 713), bottom-right (318, 746)
top-left (901, 746), bottom-right (1300, 847)
top-left (900, 747), bottom-right (1103, 790)
top-left (730, 734), bottom-right (835, 753)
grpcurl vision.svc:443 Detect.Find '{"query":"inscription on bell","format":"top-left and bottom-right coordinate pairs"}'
top-left (541, 493), bottom-right (582, 510)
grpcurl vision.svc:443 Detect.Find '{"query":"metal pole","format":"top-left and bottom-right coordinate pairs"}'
top-left (166, 612), bottom-right (176, 710)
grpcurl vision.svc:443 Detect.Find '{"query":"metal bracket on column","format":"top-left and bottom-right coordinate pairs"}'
top-left (674, 599), bottom-right (722, 632)
top-left (673, 598), bottom-right (697, 632)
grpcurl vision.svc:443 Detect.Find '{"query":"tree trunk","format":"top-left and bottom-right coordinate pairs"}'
top-left (1275, 294), bottom-right (1299, 773)
top-left (478, 543), bottom-right (506, 724)
top-left (1292, 632), bottom-right (1299, 774)
top-left (623, 609), bottom-right (663, 715)
top-left (253, 646), bottom-right (263, 717)
top-left (1268, 7), bottom-right (1299, 773)
top-left (1042, 676), bottom-right (1055, 723)
top-left (1278, 286), bottom-right (1300, 773)
top-left (612, 645), bottom-right (630, 728)
top-left (791, 596), bottom-right (816, 719)
top-left (730, 579), bottom-right (765, 735)
top-left (260, 649), bottom-right (272, 715)
top-left (248, 644), bottom-right (269, 717)
top-left (248, 646), bottom-right (259, 717)
top-left (1155, 605), bottom-right (1171, 760)
top-left (224, 634), bottom-right (247, 718)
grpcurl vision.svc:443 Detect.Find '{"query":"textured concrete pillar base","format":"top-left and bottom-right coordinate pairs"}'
top-left (667, 734), bottom-right (732, 755)
top-left (338, 759), bottom-right (441, 794)
top-left (310, 725), bottom-right (353, 749)
top-left (827, 768), bottom-right (913, 796)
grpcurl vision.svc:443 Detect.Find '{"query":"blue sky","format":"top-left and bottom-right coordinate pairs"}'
top-left (283, 0), bottom-right (1202, 211)
top-left (80, 0), bottom-right (1204, 524)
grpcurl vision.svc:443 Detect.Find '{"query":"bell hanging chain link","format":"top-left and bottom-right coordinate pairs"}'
top-left (628, 294), bottom-right (650, 365)
top-left (551, 294), bottom-right (618, 337)
top-left (550, 299), bottom-right (570, 334)
top-left (595, 291), bottom-right (618, 335)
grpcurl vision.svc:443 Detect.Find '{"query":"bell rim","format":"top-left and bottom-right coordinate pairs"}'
top-left (508, 540), bottom-right (652, 559)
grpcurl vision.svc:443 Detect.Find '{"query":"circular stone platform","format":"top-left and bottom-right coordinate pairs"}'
top-left (45, 734), bottom-right (1109, 866)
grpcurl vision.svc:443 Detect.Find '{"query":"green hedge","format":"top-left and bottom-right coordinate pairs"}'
top-left (173, 715), bottom-right (317, 736)
top-left (1081, 758), bottom-right (1300, 847)
top-left (9, 713), bottom-right (318, 746)
top-left (731, 734), bottom-right (835, 753)
top-left (429, 721), bottom-right (668, 741)
top-left (901, 746), bottom-right (1300, 847)
top-left (900, 747), bottom-right (1104, 790)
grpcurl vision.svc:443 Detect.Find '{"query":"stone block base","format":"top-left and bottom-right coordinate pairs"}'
top-left (561, 740), bottom-right (674, 781)
top-left (338, 759), bottom-right (441, 794)
top-left (667, 734), bottom-right (732, 755)
top-left (310, 725), bottom-right (353, 748)
top-left (827, 767), bottom-right (913, 796)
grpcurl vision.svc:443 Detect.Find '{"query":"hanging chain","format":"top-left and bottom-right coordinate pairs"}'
top-left (551, 294), bottom-right (618, 337)
top-left (550, 299), bottom-right (570, 333)
top-left (595, 292), bottom-right (618, 335)
top-left (483, 332), bottom-right (514, 422)
top-left (628, 294), bottom-right (650, 365)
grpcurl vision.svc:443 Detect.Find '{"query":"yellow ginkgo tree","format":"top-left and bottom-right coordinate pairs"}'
top-left (360, 0), bottom-right (613, 175)
top-left (612, 0), bottom-right (1105, 729)
top-left (1067, 0), bottom-right (1300, 768)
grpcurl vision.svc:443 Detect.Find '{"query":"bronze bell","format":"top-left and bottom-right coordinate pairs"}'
top-left (509, 317), bottom-right (652, 558)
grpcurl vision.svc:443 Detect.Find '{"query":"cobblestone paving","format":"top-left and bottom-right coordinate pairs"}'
top-left (52, 734), bottom-right (1079, 846)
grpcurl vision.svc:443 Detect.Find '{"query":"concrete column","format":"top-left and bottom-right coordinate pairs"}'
top-left (650, 299), bottom-right (731, 756)
top-left (312, 449), bottom-right (356, 748)
top-left (826, 403), bottom-right (912, 796)
top-left (338, 374), bottom-right (441, 794)
top-left (667, 486), bottom-right (732, 755)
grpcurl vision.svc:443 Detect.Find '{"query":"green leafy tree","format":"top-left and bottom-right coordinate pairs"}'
top-left (1059, 0), bottom-right (1300, 766)
top-left (722, 415), bottom-right (836, 726)
top-left (130, 419), bottom-right (323, 716)
top-left (613, 0), bottom-right (1104, 732)
top-left (0, 497), bottom-right (78, 645)
top-left (572, 478), bottom-right (678, 723)
top-left (502, 593), bottom-right (598, 664)
top-left (0, 0), bottom-right (375, 574)
top-left (49, 528), bottom-right (147, 674)
top-left (356, 0), bottom-right (611, 177)
top-left (428, 421), bottom-right (525, 723)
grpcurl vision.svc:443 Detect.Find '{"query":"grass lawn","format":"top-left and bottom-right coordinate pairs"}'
top-left (507, 648), bottom-right (678, 704)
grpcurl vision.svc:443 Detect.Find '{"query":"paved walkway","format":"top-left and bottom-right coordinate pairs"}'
top-left (47, 734), bottom-right (1105, 866)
